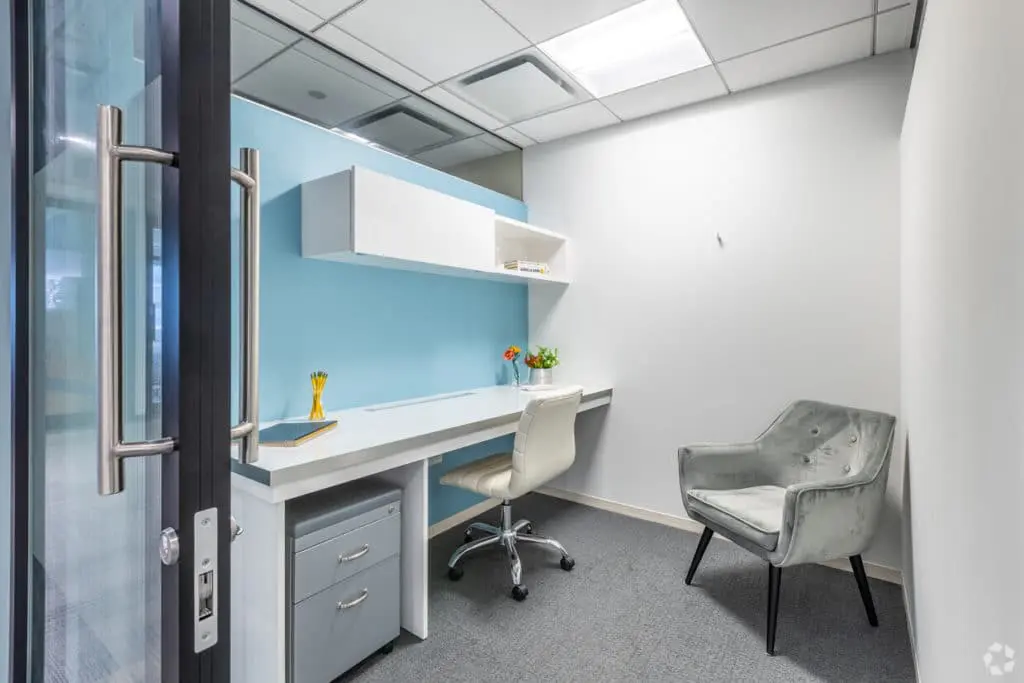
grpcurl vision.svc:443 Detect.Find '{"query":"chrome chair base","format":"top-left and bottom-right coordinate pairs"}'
top-left (447, 500), bottom-right (575, 601)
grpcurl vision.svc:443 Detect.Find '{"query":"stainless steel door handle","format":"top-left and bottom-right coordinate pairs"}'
top-left (97, 104), bottom-right (176, 495)
top-left (229, 149), bottom-right (261, 464)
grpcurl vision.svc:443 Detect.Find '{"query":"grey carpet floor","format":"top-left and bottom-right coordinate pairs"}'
top-left (341, 493), bottom-right (916, 683)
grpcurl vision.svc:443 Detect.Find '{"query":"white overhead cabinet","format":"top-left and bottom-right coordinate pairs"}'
top-left (301, 166), bottom-right (570, 284)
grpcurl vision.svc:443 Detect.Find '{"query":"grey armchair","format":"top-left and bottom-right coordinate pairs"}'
top-left (677, 400), bottom-right (896, 655)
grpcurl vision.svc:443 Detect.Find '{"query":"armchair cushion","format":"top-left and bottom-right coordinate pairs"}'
top-left (687, 485), bottom-right (787, 551)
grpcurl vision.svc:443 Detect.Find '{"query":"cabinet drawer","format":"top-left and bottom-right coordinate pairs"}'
top-left (293, 513), bottom-right (400, 604)
top-left (291, 556), bottom-right (400, 683)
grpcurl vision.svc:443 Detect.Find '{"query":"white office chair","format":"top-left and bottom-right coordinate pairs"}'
top-left (440, 385), bottom-right (583, 601)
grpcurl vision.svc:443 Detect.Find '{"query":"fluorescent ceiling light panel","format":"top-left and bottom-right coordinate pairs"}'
top-left (539, 0), bottom-right (710, 98)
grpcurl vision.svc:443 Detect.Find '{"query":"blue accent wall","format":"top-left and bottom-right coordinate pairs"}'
top-left (231, 98), bottom-right (525, 524)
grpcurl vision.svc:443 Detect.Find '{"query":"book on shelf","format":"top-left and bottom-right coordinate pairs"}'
top-left (502, 260), bottom-right (549, 274)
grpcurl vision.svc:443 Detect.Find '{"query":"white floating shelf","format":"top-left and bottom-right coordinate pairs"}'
top-left (301, 166), bottom-right (571, 285)
top-left (494, 216), bottom-right (571, 284)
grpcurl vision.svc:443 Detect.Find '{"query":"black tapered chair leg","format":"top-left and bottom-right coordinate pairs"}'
top-left (850, 555), bottom-right (879, 627)
top-left (685, 527), bottom-right (714, 585)
top-left (766, 564), bottom-right (782, 655)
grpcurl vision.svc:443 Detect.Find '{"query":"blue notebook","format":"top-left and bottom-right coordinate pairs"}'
top-left (258, 420), bottom-right (337, 447)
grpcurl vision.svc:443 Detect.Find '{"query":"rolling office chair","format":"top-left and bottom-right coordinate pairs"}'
top-left (678, 400), bottom-right (896, 655)
top-left (440, 385), bottom-right (583, 601)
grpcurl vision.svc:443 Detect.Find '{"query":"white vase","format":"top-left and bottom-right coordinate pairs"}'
top-left (529, 368), bottom-right (553, 385)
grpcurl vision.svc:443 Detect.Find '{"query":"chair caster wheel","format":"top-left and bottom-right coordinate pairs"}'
top-left (448, 566), bottom-right (464, 581)
top-left (379, 641), bottom-right (395, 655)
top-left (463, 532), bottom-right (473, 545)
top-left (522, 524), bottom-right (533, 534)
top-left (511, 584), bottom-right (528, 602)
top-left (560, 556), bottom-right (576, 571)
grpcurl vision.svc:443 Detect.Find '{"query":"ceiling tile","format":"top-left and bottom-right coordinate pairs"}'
top-left (299, 0), bottom-right (361, 20)
top-left (415, 136), bottom-right (504, 168)
top-left (246, 0), bottom-right (321, 31)
top-left (336, 0), bottom-right (529, 83)
top-left (875, 5), bottom-right (915, 54)
top-left (601, 66), bottom-right (727, 120)
top-left (494, 126), bottom-right (537, 147)
top-left (296, 39), bottom-right (409, 99)
top-left (314, 24), bottom-right (432, 91)
top-left (231, 3), bottom-right (297, 81)
top-left (484, 0), bottom-right (645, 43)
top-left (232, 20), bottom-right (288, 82)
top-left (511, 100), bottom-right (618, 143)
top-left (877, 0), bottom-right (911, 11)
top-left (233, 1), bottom-right (299, 42)
top-left (679, 0), bottom-right (873, 61)
top-left (718, 18), bottom-right (873, 92)
top-left (422, 86), bottom-right (504, 130)
top-left (235, 44), bottom-right (397, 127)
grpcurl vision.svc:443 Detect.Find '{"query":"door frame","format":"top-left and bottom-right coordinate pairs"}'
top-left (6, 0), bottom-right (234, 680)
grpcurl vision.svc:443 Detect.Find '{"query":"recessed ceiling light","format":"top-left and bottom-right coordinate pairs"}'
top-left (538, 0), bottom-right (710, 98)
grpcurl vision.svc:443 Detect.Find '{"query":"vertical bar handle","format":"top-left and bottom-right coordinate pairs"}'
top-left (229, 149), bottom-right (260, 464)
top-left (97, 104), bottom-right (176, 495)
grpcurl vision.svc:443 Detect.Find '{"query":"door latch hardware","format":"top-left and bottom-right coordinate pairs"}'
top-left (194, 508), bottom-right (219, 652)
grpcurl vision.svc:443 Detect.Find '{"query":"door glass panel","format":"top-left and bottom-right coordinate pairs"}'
top-left (29, 0), bottom-right (163, 679)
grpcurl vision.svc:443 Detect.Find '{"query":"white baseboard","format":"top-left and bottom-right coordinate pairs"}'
top-left (536, 485), bottom-right (903, 586)
top-left (428, 498), bottom-right (502, 538)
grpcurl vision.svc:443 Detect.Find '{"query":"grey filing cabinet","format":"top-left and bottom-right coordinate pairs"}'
top-left (287, 480), bottom-right (402, 683)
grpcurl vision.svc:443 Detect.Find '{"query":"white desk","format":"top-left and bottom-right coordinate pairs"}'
top-left (230, 384), bottom-right (612, 683)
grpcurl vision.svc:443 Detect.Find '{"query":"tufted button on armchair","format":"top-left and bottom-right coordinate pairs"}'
top-left (677, 400), bottom-right (896, 655)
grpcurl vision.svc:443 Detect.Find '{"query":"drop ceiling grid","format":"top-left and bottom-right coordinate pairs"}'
top-left (235, 0), bottom-right (918, 153)
top-left (313, 0), bottom-right (914, 135)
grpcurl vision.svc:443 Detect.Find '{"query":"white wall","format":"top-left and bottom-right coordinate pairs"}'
top-left (525, 53), bottom-right (913, 571)
top-left (901, 1), bottom-right (1024, 679)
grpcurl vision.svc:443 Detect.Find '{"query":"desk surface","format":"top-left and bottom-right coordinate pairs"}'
top-left (232, 384), bottom-right (612, 496)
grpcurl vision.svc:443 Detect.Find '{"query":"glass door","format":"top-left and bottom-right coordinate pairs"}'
top-left (12, 0), bottom-right (235, 680)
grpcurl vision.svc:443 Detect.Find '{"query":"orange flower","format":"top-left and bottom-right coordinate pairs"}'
top-left (525, 354), bottom-right (538, 368)
top-left (503, 345), bottom-right (521, 361)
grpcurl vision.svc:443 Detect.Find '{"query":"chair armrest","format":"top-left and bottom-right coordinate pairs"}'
top-left (677, 442), bottom-right (766, 496)
top-left (774, 472), bottom-right (888, 567)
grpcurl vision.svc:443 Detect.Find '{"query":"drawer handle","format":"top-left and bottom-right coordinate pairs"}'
top-left (337, 589), bottom-right (368, 610)
top-left (338, 544), bottom-right (370, 563)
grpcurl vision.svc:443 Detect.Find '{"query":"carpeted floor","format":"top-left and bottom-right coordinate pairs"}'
top-left (342, 493), bottom-right (916, 683)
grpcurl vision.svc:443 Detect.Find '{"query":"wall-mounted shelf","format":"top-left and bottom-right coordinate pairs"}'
top-left (494, 216), bottom-right (570, 284)
top-left (301, 166), bottom-right (570, 285)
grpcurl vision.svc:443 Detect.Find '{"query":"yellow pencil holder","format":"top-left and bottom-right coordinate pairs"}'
top-left (309, 372), bottom-right (327, 421)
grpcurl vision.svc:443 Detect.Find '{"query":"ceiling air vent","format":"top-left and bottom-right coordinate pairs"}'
top-left (345, 103), bottom-right (461, 156)
top-left (446, 51), bottom-right (586, 125)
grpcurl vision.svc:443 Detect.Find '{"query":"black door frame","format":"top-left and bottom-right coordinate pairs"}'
top-left (6, 0), bottom-right (233, 680)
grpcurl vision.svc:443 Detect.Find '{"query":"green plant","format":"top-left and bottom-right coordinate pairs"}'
top-left (525, 346), bottom-right (559, 369)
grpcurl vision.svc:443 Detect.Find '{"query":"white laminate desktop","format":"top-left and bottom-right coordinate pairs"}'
top-left (230, 383), bottom-right (612, 683)
top-left (232, 384), bottom-right (612, 502)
